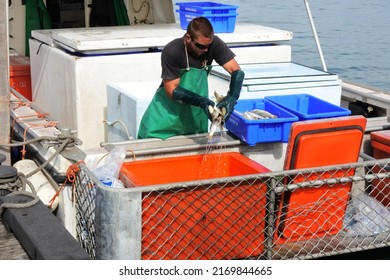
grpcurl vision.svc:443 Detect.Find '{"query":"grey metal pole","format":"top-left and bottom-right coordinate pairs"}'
top-left (304, 0), bottom-right (328, 72)
top-left (0, 1), bottom-right (10, 164)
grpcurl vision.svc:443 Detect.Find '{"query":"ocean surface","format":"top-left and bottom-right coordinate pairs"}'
top-left (174, 0), bottom-right (390, 92)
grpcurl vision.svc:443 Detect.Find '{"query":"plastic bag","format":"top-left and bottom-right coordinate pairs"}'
top-left (91, 145), bottom-right (128, 188)
top-left (343, 192), bottom-right (390, 236)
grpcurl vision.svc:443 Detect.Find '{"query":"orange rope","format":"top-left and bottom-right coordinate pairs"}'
top-left (13, 113), bottom-right (48, 122)
top-left (48, 160), bottom-right (86, 209)
top-left (67, 161), bottom-right (84, 184)
top-left (128, 148), bottom-right (137, 161)
top-left (20, 120), bottom-right (59, 159)
top-left (11, 112), bottom-right (50, 141)
top-left (11, 100), bottom-right (33, 110)
top-left (48, 183), bottom-right (66, 209)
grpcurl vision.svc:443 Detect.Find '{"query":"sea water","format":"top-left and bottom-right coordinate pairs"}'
top-left (174, 0), bottom-right (390, 92)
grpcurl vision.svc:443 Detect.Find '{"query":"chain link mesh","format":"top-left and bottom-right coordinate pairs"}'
top-left (74, 157), bottom-right (390, 260)
top-left (74, 166), bottom-right (97, 260)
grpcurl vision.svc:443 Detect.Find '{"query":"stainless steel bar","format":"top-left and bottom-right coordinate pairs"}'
top-left (304, 0), bottom-right (328, 72)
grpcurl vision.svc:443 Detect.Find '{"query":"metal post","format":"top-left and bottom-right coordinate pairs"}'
top-left (95, 186), bottom-right (142, 260)
top-left (304, 0), bottom-right (328, 72)
top-left (0, 1), bottom-right (10, 164)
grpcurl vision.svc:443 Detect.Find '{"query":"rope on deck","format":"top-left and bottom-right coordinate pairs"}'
top-left (0, 191), bottom-right (40, 216)
top-left (0, 173), bottom-right (40, 216)
top-left (0, 135), bottom-right (77, 215)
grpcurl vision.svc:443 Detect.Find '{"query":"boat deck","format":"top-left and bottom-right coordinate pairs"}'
top-left (0, 194), bottom-right (91, 260)
top-left (0, 220), bottom-right (29, 260)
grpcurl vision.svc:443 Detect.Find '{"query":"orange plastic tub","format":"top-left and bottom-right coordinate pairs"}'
top-left (9, 56), bottom-right (32, 101)
top-left (371, 130), bottom-right (390, 158)
top-left (275, 116), bottom-right (366, 243)
top-left (119, 152), bottom-right (271, 260)
top-left (369, 131), bottom-right (390, 207)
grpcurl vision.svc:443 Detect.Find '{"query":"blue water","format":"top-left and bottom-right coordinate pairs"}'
top-left (174, 0), bottom-right (390, 92)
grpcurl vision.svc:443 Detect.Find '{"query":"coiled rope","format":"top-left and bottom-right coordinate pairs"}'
top-left (0, 136), bottom-right (78, 214)
top-left (0, 172), bottom-right (40, 216)
top-left (48, 160), bottom-right (85, 209)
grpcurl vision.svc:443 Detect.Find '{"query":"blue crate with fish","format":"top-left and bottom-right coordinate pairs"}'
top-left (176, 2), bottom-right (239, 33)
top-left (225, 98), bottom-right (299, 146)
top-left (264, 94), bottom-right (351, 120)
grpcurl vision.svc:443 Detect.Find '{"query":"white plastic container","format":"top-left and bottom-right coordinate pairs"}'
top-left (106, 80), bottom-right (161, 141)
top-left (209, 62), bottom-right (342, 106)
top-left (29, 24), bottom-right (293, 148)
top-left (13, 159), bottom-right (59, 211)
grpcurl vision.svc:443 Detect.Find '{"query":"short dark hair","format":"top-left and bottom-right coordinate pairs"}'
top-left (187, 17), bottom-right (214, 39)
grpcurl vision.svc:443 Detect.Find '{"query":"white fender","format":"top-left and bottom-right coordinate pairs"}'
top-left (13, 159), bottom-right (59, 211)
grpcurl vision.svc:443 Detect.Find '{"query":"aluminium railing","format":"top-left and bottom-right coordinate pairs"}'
top-left (74, 157), bottom-right (390, 260)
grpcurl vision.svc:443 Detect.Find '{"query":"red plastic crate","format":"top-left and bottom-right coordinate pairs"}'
top-left (119, 152), bottom-right (270, 259)
top-left (9, 56), bottom-right (32, 101)
top-left (370, 130), bottom-right (390, 207)
top-left (371, 130), bottom-right (390, 158)
top-left (275, 116), bottom-right (366, 243)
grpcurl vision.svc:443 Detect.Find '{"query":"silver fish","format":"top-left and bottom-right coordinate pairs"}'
top-left (240, 109), bottom-right (278, 120)
top-left (208, 105), bottom-right (226, 121)
top-left (250, 109), bottom-right (278, 119)
top-left (213, 89), bottom-right (227, 103)
top-left (242, 111), bottom-right (257, 120)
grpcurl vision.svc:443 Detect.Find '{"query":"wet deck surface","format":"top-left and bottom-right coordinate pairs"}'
top-left (0, 220), bottom-right (29, 260)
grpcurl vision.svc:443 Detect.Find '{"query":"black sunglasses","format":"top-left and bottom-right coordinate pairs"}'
top-left (191, 37), bottom-right (213, 50)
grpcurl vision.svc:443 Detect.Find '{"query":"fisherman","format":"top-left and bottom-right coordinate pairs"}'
top-left (137, 17), bottom-right (244, 139)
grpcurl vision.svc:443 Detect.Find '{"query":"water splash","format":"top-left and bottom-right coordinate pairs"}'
top-left (198, 128), bottom-right (229, 180)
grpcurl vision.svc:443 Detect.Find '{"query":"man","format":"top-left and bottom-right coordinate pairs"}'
top-left (138, 17), bottom-right (244, 139)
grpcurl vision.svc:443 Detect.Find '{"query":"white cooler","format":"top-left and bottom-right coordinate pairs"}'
top-left (106, 80), bottom-right (161, 142)
top-left (29, 24), bottom-right (293, 148)
top-left (209, 62), bottom-right (342, 105)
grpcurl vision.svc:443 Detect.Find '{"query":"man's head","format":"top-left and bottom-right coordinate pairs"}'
top-left (185, 17), bottom-right (214, 56)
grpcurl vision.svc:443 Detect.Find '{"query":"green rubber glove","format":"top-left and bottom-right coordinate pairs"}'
top-left (172, 86), bottom-right (215, 121)
top-left (217, 70), bottom-right (245, 121)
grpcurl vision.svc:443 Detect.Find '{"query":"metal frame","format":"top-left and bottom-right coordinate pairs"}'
top-left (74, 156), bottom-right (390, 260)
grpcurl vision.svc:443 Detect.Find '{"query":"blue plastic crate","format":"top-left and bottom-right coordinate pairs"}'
top-left (176, 2), bottom-right (238, 14)
top-left (225, 99), bottom-right (299, 146)
top-left (264, 94), bottom-right (351, 120)
top-left (176, 2), bottom-right (238, 33)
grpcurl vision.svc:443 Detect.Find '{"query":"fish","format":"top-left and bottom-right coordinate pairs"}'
top-left (207, 118), bottom-right (222, 139)
top-left (213, 89), bottom-right (226, 103)
top-left (242, 111), bottom-right (256, 120)
top-left (207, 106), bottom-right (226, 139)
top-left (208, 105), bottom-right (226, 121)
top-left (249, 109), bottom-right (278, 119)
top-left (240, 109), bottom-right (278, 120)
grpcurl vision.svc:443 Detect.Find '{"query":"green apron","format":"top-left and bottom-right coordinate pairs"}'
top-left (25, 0), bottom-right (52, 56)
top-left (138, 66), bottom-right (211, 139)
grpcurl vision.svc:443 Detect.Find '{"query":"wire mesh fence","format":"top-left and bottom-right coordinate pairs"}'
top-left (74, 166), bottom-right (97, 260)
top-left (74, 156), bottom-right (390, 260)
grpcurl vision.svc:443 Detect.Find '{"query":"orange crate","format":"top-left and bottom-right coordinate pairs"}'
top-left (9, 56), bottom-right (32, 101)
top-left (119, 152), bottom-right (270, 260)
top-left (369, 131), bottom-right (390, 207)
top-left (371, 130), bottom-right (390, 158)
top-left (275, 116), bottom-right (366, 243)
